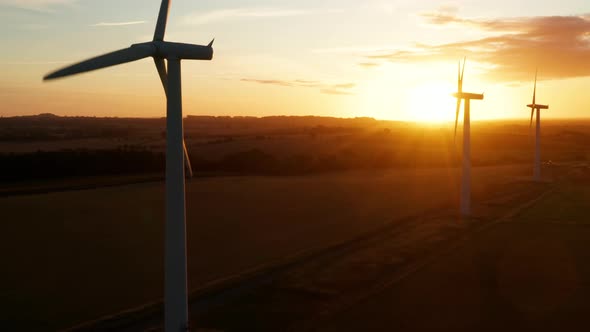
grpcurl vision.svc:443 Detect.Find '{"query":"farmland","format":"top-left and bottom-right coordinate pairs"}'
top-left (1, 115), bottom-right (589, 330)
top-left (1, 164), bottom-right (537, 330)
top-left (320, 165), bottom-right (590, 332)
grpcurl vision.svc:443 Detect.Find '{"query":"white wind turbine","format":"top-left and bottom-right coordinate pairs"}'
top-left (527, 70), bottom-right (549, 182)
top-left (43, 1), bottom-right (213, 330)
top-left (452, 58), bottom-right (484, 216)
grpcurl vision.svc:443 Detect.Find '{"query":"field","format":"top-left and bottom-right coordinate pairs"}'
top-left (321, 166), bottom-right (590, 331)
top-left (2, 164), bottom-right (535, 330)
top-left (2, 115), bottom-right (590, 181)
top-left (1, 115), bottom-right (589, 330)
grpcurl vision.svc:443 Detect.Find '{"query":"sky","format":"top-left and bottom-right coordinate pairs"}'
top-left (0, 0), bottom-right (589, 122)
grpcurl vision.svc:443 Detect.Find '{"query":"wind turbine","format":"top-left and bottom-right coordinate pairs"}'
top-left (452, 58), bottom-right (484, 216)
top-left (43, 1), bottom-right (213, 330)
top-left (527, 70), bottom-right (549, 182)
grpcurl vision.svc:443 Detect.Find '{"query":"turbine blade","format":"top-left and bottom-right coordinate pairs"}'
top-left (44, 45), bottom-right (155, 80)
top-left (208, 38), bottom-right (215, 47)
top-left (183, 140), bottom-right (193, 178)
top-left (457, 60), bottom-right (463, 93)
top-left (530, 108), bottom-right (534, 128)
top-left (460, 57), bottom-right (466, 89)
top-left (532, 68), bottom-right (537, 105)
top-left (154, 0), bottom-right (170, 41)
top-left (454, 99), bottom-right (461, 143)
top-left (154, 57), bottom-right (168, 96)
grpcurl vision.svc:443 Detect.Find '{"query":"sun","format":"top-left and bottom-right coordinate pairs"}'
top-left (404, 82), bottom-right (455, 123)
top-left (354, 64), bottom-right (457, 122)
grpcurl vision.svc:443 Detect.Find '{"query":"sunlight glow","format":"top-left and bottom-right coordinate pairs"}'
top-left (403, 82), bottom-right (455, 123)
top-left (355, 64), bottom-right (460, 122)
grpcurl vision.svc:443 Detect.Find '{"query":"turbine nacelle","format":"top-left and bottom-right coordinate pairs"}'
top-left (527, 104), bottom-right (549, 110)
top-left (452, 92), bottom-right (484, 100)
top-left (138, 40), bottom-right (214, 60)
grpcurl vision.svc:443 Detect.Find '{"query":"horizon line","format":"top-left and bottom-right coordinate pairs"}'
top-left (3, 113), bottom-right (590, 123)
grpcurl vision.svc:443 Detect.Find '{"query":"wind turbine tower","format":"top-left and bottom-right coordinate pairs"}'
top-left (43, 1), bottom-right (214, 331)
top-left (452, 59), bottom-right (484, 216)
top-left (527, 70), bottom-right (549, 182)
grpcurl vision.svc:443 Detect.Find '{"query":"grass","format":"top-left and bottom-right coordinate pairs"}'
top-left (319, 165), bottom-right (590, 332)
top-left (1, 165), bottom-right (531, 330)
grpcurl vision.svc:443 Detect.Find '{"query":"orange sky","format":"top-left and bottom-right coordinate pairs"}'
top-left (1, 0), bottom-right (589, 121)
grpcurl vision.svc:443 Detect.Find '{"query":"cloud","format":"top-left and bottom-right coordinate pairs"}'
top-left (293, 79), bottom-right (321, 87)
top-left (183, 8), bottom-right (307, 25)
top-left (241, 78), bottom-right (356, 95)
top-left (241, 79), bottom-right (294, 87)
top-left (320, 89), bottom-right (354, 96)
top-left (91, 21), bottom-right (147, 27)
top-left (0, 0), bottom-right (77, 11)
top-left (365, 9), bottom-right (590, 82)
top-left (358, 62), bottom-right (380, 68)
top-left (419, 5), bottom-right (464, 26)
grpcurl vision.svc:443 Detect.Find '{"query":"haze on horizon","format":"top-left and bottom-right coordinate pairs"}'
top-left (1, 0), bottom-right (589, 122)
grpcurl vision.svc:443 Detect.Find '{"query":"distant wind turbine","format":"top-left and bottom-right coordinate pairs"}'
top-left (43, 1), bottom-right (214, 330)
top-left (452, 58), bottom-right (484, 216)
top-left (527, 70), bottom-right (549, 182)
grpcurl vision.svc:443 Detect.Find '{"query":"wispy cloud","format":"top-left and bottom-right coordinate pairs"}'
top-left (241, 79), bottom-right (294, 87)
top-left (183, 8), bottom-right (307, 25)
top-left (358, 62), bottom-right (380, 68)
top-left (312, 46), bottom-right (394, 55)
top-left (363, 8), bottom-right (590, 82)
top-left (0, 0), bottom-right (77, 11)
top-left (320, 89), bottom-right (354, 96)
top-left (91, 21), bottom-right (147, 27)
top-left (241, 78), bottom-right (356, 96)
